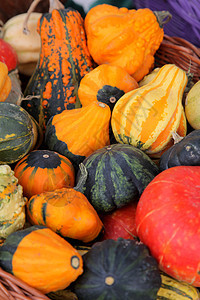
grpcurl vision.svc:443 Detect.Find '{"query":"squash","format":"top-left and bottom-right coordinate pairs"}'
top-left (0, 225), bottom-right (83, 293)
top-left (45, 101), bottom-right (111, 171)
top-left (135, 165), bottom-right (200, 286)
top-left (157, 272), bottom-right (200, 300)
top-left (73, 238), bottom-right (162, 299)
top-left (84, 4), bottom-right (171, 81)
top-left (185, 80), bottom-right (200, 129)
top-left (2, 12), bottom-right (42, 76)
top-left (14, 149), bottom-right (75, 199)
top-left (22, 0), bottom-right (94, 131)
top-left (78, 64), bottom-right (138, 110)
top-left (0, 62), bottom-right (12, 102)
top-left (159, 130), bottom-right (200, 171)
top-left (111, 64), bottom-right (188, 158)
top-left (0, 164), bottom-right (27, 239)
top-left (0, 102), bottom-right (42, 164)
top-left (76, 143), bottom-right (159, 213)
top-left (26, 164), bottom-right (103, 243)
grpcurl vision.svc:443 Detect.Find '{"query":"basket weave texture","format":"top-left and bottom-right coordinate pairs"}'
top-left (134, 0), bottom-right (200, 47)
top-left (155, 35), bottom-right (200, 83)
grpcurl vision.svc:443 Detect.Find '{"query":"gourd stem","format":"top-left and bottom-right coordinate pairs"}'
top-left (74, 163), bottom-right (88, 192)
top-left (49, 0), bottom-right (64, 13)
top-left (154, 11), bottom-right (172, 28)
top-left (172, 132), bottom-right (184, 144)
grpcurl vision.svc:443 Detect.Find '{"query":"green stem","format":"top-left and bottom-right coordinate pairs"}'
top-left (154, 11), bottom-right (172, 28)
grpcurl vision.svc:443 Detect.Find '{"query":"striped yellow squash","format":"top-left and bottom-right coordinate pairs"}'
top-left (157, 273), bottom-right (200, 299)
top-left (111, 64), bottom-right (188, 158)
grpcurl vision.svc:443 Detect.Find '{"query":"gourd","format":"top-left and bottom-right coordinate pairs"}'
top-left (0, 39), bottom-right (18, 72)
top-left (157, 272), bottom-right (200, 299)
top-left (0, 164), bottom-right (27, 239)
top-left (22, 0), bottom-right (94, 131)
top-left (73, 238), bottom-right (162, 300)
top-left (0, 102), bottom-right (42, 164)
top-left (78, 64), bottom-right (138, 110)
top-left (45, 101), bottom-right (111, 171)
top-left (185, 80), bottom-right (200, 129)
top-left (84, 4), bottom-right (171, 81)
top-left (14, 149), bottom-right (75, 199)
top-left (76, 143), bottom-right (159, 213)
top-left (26, 163), bottom-right (103, 243)
top-left (0, 225), bottom-right (83, 293)
top-left (159, 130), bottom-right (200, 171)
top-left (0, 62), bottom-right (12, 102)
top-left (2, 12), bottom-right (42, 76)
top-left (135, 165), bottom-right (200, 286)
top-left (111, 64), bottom-right (188, 158)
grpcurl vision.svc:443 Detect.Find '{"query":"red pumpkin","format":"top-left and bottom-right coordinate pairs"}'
top-left (100, 202), bottom-right (138, 240)
top-left (135, 166), bottom-right (200, 286)
top-left (0, 39), bottom-right (18, 71)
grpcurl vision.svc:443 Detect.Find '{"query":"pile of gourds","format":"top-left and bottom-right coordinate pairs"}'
top-left (0, 0), bottom-right (200, 299)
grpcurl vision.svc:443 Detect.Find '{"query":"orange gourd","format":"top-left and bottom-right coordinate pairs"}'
top-left (0, 61), bottom-right (11, 102)
top-left (84, 4), bottom-right (171, 81)
top-left (78, 64), bottom-right (138, 110)
top-left (45, 101), bottom-right (111, 170)
top-left (27, 164), bottom-right (103, 243)
top-left (14, 149), bottom-right (75, 199)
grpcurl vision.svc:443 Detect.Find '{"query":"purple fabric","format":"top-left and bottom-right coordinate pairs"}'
top-left (134, 0), bottom-right (200, 47)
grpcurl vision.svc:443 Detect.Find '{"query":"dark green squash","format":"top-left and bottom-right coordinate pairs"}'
top-left (76, 143), bottom-right (159, 213)
top-left (22, 4), bottom-right (94, 131)
top-left (0, 102), bottom-right (41, 164)
top-left (159, 130), bottom-right (200, 171)
top-left (73, 238), bottom-right (162, 300)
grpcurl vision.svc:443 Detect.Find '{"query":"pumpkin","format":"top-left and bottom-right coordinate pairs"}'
top-left (100, 202), bottom-right (138, 240)
top-left (135, 166), bottom-right (200, 286)
top-left (157, 272), bottom-right (200, 300)
top-left (78, 64), bottom-right (138, 110)
top-left (0, 62), bottom-right (12, 102)
top-left (45, 101), bottom-right (111, 171)
top-left (2, 12), bottom-right (42, 76)
top-left (0, 102), bottom-right (42, 164)
top-left (14, 149), bottom-right (75, 199)
top-left (111, 64), bottom-right (188, 158)
top-left (185, 80), bottom-right (200, 129)
top-left (0, 164), bottom-right (27, 239)
top-left (26, 163), bottom-right (103, 243)
top-left (22, 0), bottom-right (94, 131)
top-left (76, 143), bottom-right (159, 213)
top-left (84, 4), bottom-right (171, 81)
top-left (159, 130), bottom-right (200, 171)
top-left (73, 238), bottom-right (161, 299)
top-left (0, 225), bottom-right (83, 293)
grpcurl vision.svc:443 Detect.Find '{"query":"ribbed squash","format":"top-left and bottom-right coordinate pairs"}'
top-left (14, 149), bottom-right (75, 199)
top-left (157, 273), bottom-right (200, 300)
top-left (45, 101), bottom-right (111, 170)
top-left (26, 165), bottom-right (103, 243)
top-left (22, 0), bottom-right (94, 131)
top-left (84, 4), bottom-right (171, 81)
top-left (73, 238), bottom-right (161, 300)
top-left (78, 64), bottom-right (138, 110)
top-left (111, 64), bottom-right (188, 158)
top-left (76, 143), bottom-right (159, 213)
top-left (0, 103), bottom-right (42, 164)
top-left (0, 62), bottom-right (12, 102)
top-left (0, 225), bottom-right (83, 293)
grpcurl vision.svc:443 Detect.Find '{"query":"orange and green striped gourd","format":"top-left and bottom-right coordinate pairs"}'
top-left (111, 64), bottom-right (188, 158)
top-left (22, 0), bottom-right (94, 131)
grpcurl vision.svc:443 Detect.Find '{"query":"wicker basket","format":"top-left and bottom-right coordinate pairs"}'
top-left (154, 35), bottom-right (200, 83)
top-left (134, 0), bottom-right (200, 47)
